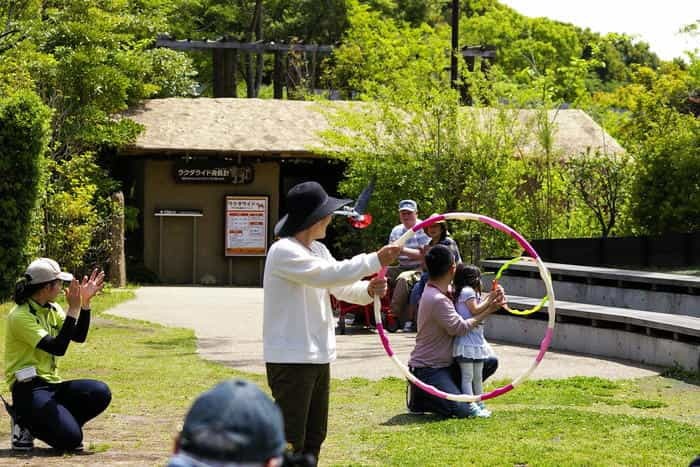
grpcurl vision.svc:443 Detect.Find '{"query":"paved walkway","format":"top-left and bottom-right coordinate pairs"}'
top-left (109, 287), bottom-right (661, 381)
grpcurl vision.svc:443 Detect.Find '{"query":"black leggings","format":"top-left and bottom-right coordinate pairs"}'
top-left (266, 363), bottom-right (329, 463)
top-left (12, 378), bottom-right (111, 450)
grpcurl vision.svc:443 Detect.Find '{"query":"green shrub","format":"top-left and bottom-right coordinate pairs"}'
top-left (0, 91), bottom-right (52, 298)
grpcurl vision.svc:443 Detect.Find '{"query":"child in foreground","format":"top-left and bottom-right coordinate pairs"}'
top-left (452, 264), bottom-right (504, 417)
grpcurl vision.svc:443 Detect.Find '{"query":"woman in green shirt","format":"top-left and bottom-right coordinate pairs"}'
top-left (5, 258), bottom-right (111, 452)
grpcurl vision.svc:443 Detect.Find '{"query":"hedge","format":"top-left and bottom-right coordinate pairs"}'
top-left (0, 91), bottom-right (52, 299)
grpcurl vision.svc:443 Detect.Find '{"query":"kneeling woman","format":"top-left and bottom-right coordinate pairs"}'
top-left (5, 258), bottom-right (111, 451)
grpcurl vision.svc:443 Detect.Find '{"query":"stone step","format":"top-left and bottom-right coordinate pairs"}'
top-left (505, 295), bottom-right (700, 339)
top-left (481, 259), bottom-right (700, 318)
top-left (482, 295), bottom-right (700, 371)
top-left (481, 259), bottom-right (700, 291)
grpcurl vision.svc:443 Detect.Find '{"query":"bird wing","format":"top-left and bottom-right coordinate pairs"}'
top-left (354, 177), bottom-right (375, 215)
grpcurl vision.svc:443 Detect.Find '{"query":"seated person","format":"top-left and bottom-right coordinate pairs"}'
top-left (405, 214), bottom-right (461, 331)
top-left (406, 245), bottom-right (504, 418)
top-left (387, 200), bottom-right (430, 329)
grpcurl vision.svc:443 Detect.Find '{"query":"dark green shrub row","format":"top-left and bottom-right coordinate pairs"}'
top-left (0, 91), bottom-right (52, 299)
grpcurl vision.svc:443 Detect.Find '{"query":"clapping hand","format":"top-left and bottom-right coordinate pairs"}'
top-left (65, 279), bottom-right (81, 318)
top-left (80, 268), bottom-right (105, 308)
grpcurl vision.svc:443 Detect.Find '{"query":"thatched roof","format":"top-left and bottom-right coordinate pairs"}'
top-left (120, 98), bottom-right (624, 157)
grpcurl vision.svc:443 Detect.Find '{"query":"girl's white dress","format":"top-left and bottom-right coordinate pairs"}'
top-left (452, 287), bottom-right (492, 360)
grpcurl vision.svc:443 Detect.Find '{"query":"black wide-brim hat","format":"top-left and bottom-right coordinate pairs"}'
top-left (274, 181), bottom-right (352, 237)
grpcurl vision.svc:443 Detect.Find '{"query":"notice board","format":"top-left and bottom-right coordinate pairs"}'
top-left (225, 196), bottom-right (268, 256)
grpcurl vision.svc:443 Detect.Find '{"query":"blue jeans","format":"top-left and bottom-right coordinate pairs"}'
top-left (408, 357), bottom-right (498, 418)
top-left (12, 378), bottom-right (111, 450)
top-left (408, 272), bottom-right (429, 307)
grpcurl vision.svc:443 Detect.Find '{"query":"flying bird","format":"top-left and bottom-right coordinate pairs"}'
top-left (333, 177), bottom-right (375, 229)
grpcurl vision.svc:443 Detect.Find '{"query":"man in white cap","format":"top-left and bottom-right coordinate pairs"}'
top-left (387, 199), bottom-right (430, 331)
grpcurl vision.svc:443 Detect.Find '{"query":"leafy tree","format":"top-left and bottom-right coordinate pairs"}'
top-left (319, 82), bottom-right (594, 259)
top-left (594, 64), bottom-right (700, 235)
top-left (0, 0), bottom-right (198, 277)
top-left (327, 0), bottom-right (449, 98)
top-left (565, 150), bottom-right (633, 237)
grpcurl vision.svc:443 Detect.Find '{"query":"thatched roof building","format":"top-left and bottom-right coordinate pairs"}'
top-left (119, 97), bottom-right (625, 286)
top-left (121, 98), bottom-right (624, 158)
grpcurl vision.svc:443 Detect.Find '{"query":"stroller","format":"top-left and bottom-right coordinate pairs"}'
top-left (332, 274), bottom-right (400, 335)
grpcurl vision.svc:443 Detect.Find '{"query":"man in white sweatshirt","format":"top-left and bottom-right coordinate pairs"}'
top-left (263, 181), bottom-right (400, 464)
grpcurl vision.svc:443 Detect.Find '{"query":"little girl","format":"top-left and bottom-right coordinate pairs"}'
top-left (452, 264), bottom-right (503, 418)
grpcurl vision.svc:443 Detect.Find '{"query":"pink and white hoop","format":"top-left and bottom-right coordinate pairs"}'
top-left (374, 213), bottom-right (556, 402)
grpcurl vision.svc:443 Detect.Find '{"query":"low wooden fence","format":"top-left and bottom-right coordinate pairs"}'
top-left (530, 232), bottom-right (700, 268)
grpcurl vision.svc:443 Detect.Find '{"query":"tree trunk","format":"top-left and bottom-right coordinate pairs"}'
top-left (109, 191), bottom-right (126, 288)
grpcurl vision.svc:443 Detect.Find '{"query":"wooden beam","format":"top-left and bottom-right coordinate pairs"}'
top-left (156, 37), bottom-right (333, 53)
top-left (461, 45), bottom-right (497, 58)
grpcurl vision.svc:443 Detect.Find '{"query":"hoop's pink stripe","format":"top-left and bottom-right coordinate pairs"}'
top-left (375, 323), bottom-right (394, 356)
top-left (535, 327), bottom-right (554, 363)
top-left (478, 216), bottom-right (539, 259)
top-left (480, 384), bottom-right (514, 401)
top-left (412, 215), bottom-right (446, 232)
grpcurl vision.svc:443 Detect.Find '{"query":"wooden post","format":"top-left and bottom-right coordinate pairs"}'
top-left (254, 0), bottom-right (264, 97)
top-left (213, 49), bottom-right (225, 97)
top-left (310, 49), bottom-right (317, 90)
top-left (273, 51), bottom-right (283, 99)
top-left (213, 47), bottom-right (237, 97)
top-left (246, 50), bottom-right (255, 97)
top-left (158, 216), bottom-right (163, 279)
top-left (109, 192), bottom-right (127, 288)
top-left (192, 217), bottom-right (198, 284)
top-left (450, 0), bottom-right (459, 89)
top-left (285, 53), bottom-right (295, 97)
top-left (231, 50), bottom-right (238, 97)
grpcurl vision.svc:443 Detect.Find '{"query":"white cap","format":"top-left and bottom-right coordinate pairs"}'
top-left (398, 199), bottom-right (417, 212)
top-left (25, 258), bottom-right (73, 285)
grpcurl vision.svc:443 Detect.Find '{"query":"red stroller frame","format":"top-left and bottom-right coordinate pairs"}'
top-left (332, 275), bottom-right (400, 335)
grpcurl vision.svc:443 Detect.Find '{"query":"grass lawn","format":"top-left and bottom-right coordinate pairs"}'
top-left (0, 289), bottom-right (698, 466)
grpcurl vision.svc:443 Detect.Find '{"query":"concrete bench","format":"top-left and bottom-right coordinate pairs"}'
top-left (483, 295), bottom-right (700, 371)
top-left (481, 259), bottom-right (700, 318)
top-left (481, 259), bottom-right (700, 291)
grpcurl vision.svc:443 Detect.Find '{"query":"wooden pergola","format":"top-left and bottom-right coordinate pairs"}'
top-left (156, 35), bottom-right (334, 98)
top-left (460, 45), bottom-right (497, 105)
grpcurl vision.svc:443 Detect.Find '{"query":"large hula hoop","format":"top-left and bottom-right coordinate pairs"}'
top-left (374, 213), bottom-right (556, 402)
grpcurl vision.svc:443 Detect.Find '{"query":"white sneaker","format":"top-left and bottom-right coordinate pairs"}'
top-left (11, 420), bottom-right (34, 451)
top-left (402, 321), bottom-right (414, 332)
top-left (476, 402), bottom-right (491, 418)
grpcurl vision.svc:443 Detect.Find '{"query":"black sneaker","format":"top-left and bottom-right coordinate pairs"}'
top-left (11, 420), bottom-right (34, 451)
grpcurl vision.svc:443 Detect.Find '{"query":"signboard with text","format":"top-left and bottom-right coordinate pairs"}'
top-left (225, 196), bottom-right (268, 256)
top-left (175, 159), bottom-right (254, 184)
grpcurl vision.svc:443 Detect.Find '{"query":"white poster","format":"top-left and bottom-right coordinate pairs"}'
top-left (225, 196), bottom-right (268, 256)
